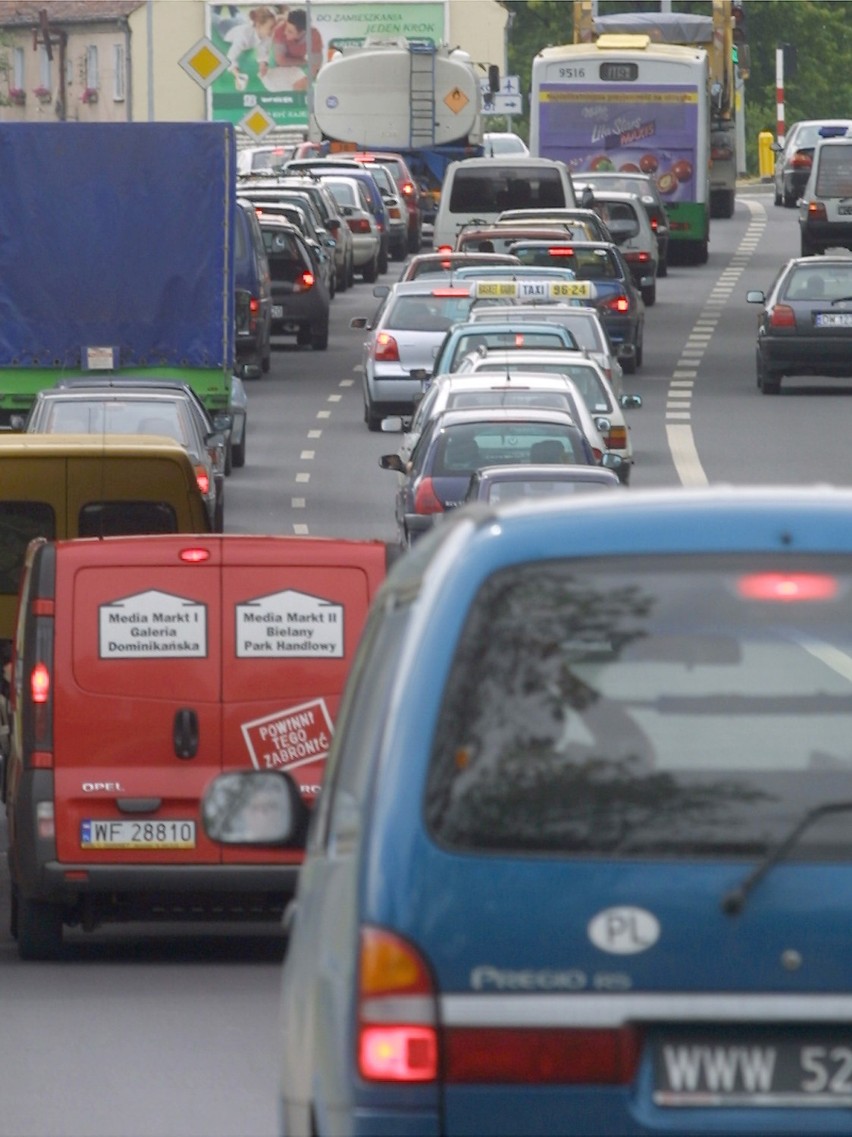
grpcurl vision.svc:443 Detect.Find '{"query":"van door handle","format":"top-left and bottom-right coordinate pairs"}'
top-left (173, 708), bottom-right (199, 759)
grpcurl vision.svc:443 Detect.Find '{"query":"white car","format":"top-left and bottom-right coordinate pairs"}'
top-left (572, 185), bottom-right (660, 305)
top-left (322, 176), bottom-right (382, 282)
top-left (350, 280), bottom-right (479, 430)
top-left (456, 347), bottom-right (642, 482)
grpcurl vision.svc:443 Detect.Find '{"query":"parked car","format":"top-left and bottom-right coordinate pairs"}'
top-left (257, 216), bottom-right (331, 351)
top-left (351, 281), bottom-right (480, 430)
top-left (203, 484), bottom-right (852, 1137)
top-left (25, 386), bottom-right (226, 531)
top-left (322, 176), bottom-right (382, 283)
top-left (233, 198), bottom-right (272, 380)
top-left (380, 405), bottom-right (598, 545)
top-left (350, 150), bottom-right (424, 252)
top-left (746, 253), bottom-right (852, 393)
top-left (399, 251), bottom-right (521, 282)
top-left (773, 119), bottom-right (852, 207)
top-left (572, 172), bottom-right (670, 276)
top-left (456, 348), bottom-right (641, 481)
top-left (798, 130), bottom-right (852, 256)
top-left (572, 186), bottom-right (660, 305)
top-left (465, 461), bottom-right (621, 502)
top-left (508, 239), bottom-right (646, 373)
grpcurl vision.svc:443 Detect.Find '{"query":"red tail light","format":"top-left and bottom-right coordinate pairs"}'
top-left (195, 467), bottom-right (211, 495)
top-left (650, 216), bottom-right (659, 232)
top-left (374, 332), bottom-right (399, 362)
top-left (28, 599), bottom-right (55, 762)
top-left (623, 251), bottom-right (650, 264)
top-left (790, 152), bottom-right (812, 170)
top-left (437, 244), bottom-right (454, 253)
top-left (294, 270), bottom-right (315, 292)
top-left (737, 572), bottom-right (838, 602)
top-left (808, 202), bottom-right (827, 222)
top-left (348, 217), bottom-right (372, 234)
top-left (31, 662), bottom-right (49, 704)
top-left (358, 927), bottom-right (438, 1083)
top-left (445, 1026), bottom-right (640, 1084)
top-left (179, 547), bottom-right (211, 563)
top-left (413, 477), bottom-right (443, 514)
top-left (769, 304), bottom-right (796, 328)
top-left (401, 181), bottom-right (416, 197)
top-left (548, 247), bottom-right (575, 256)
top-left (605, 425), bottom-right (628, 449)
top-left (592, 446), bottom-right (603, 461)
top-left (604, 295), bottom-right (631, 314)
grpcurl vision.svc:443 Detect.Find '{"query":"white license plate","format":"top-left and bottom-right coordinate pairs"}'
top-left (81, 819), bottom-right (196, 849)
top-left (271, 305), bottom-right (284, 319)
top-left (837, 204), bottom-right (852, 215)
top-left (815, 312), bottom-right (852, 327)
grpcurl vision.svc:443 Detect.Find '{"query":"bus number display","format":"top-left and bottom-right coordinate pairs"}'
top-left (600, 62), bottom-right (639, 82)
top-left (557, 66), bottom-right (586, 80)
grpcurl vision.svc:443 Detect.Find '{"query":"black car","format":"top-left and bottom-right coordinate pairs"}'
top-left (507, 239), bottom-right (646, 373)
top-left (379, 405), bottom-right (597, 546)
top-left (257, 216), bottom-right (331, 351)
top-left (746, 255), bottom-right (852, 394)
top-left (234, 199), bottom-right (272, 380)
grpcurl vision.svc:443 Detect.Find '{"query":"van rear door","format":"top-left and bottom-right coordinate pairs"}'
top-left (54, 537), bottom-right (224, 864)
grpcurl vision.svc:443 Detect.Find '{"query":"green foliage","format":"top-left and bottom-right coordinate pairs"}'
top-left (502, 0), bottom-right (852, 173)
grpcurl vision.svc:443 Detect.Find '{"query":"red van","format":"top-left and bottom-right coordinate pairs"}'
top-left (5, 533), bottom-right (394, 959)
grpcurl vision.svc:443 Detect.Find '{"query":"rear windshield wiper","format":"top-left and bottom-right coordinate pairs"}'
top-left (831, 295), bottom-right (852, 305)
top-left (722, 800), bottom-right (852, 916)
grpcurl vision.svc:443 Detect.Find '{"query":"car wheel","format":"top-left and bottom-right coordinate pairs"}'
top-left (214, 493), bottom-right (225, 534)
top-left (297, 324), bottom-right (312, 347)
top-left (361, 256), bottom-right (378, 284)
top-left (657, 258), bottom-right (668, 278)
top-left (224, 443), bottom-right (233, 477)
top-left (232, 432), bottom-right (246, 469)
top-left (17, 895), bottom-right (63, 960)
top-left (408, 227), bottom-right (421, 255)
top-left (347, 253), bottom-right (356, 289)
top-left (364, 399), bottom-right (382, 432)
top-left (378, 247), bottom-right (389, 275)
top-left (617, 463), bottom-right (631, 486)
top-left (784, 188), bottom-right (797, 208)
top-left (696, 239), bottom-right (709, 265)
top-left (642, 283), bottom-right (656, 307)
top-left (635, 335), bottom-right (644, 369)
top-left (757, 354), bottom-right (781, 394)
top-left (328, 271), bottom-right (336, 301)
top-left (311, 324), bottom-right (329, 351)
top-left (774, 183), bottom-right (783, 206)
top-left (622, 354), bottom-right (637, 375)
top-left (392, 237), bottom-right (407, 261)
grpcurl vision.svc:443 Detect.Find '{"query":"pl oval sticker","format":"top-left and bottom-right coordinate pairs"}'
top-left (588, 907), bottom-right (660, 954)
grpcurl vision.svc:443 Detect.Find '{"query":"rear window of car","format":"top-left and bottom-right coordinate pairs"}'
top-left (449, 167), bottom-right (567, 213)
top-left (386, 294), bottom-right (476, 332)
top-left (41, 400), bottom-right (188, 446)
top-left (475, 361), bottom-right (612, 411)
top-left (512, 246), bottom-right (621, 279)
top-left (447, 330), bottom-right (570, 370)
top-left (433, 422), bottom-right (586, 475)
top-left (815, 145), bottom-right (852, 197)
top-left (784, 265), bottom-right (852, 302)
top-left (0, 502), bottom-right (55, 595)
top-left (426, 554), bottom-right (852, 858)
top-left (447, 391), bottom-right (571, 413)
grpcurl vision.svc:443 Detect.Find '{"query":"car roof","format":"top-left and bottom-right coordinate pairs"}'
top-left (386, 280), bottom-right (475, 297)
top-left (435, 371), bottom-right (585, 389)
top-left (473, 463), bottom-right (619, 482)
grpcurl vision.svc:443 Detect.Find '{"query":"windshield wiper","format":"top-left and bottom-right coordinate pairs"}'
top-left (831, 296), bottom-right (852, 305)
top-left (721, 800), bottom-right (852, 916)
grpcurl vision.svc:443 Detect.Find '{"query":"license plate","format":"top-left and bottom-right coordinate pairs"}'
top-left (837, 204), bottom-right (852, 215)
top-left (271, 305), bottom-right (284, 319)
top-left (815, 312), bottom-right (852, 327)
top-left (654, 1034), bottom-right (852, 1107)
top-left (81, 819), bottom-right (196, 849)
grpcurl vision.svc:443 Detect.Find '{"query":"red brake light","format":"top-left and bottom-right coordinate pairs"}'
top-left (605, 295), bottom-right (631, 313)
top-left (401, 181), bottom-right (415, 197)
top-left (431, 288), bottom-right (470, 297)
top-left (195, 467), bottom-right (211, 495)
top-left (650, 216), bottom-right (659, 231)
top-left (348, 217), bottom-right (372, 234)
top-left (808, 202), bottom-right (828, 221)
top-left (769, 304), bottom-right (796, 328)
top-left (548, 247), bottom-right (575, 256)
top-left (737, 573), bottom-right (838, 602)
top-left (445, 1027), bottom-right (640, 1084)
top-left (623, 251), bottom-right (650, 264)
top-left (31, 662), bottom-right (50, 704)
top-left (249, 296), bottom-right (260, 314)
top-left (605, 425), bottom-right (628, 449)
top-left (295, 270), bottom-right (315, 292)
top-left (179, 548), bottom-right (210, 563)
top-left (413, 477), bottom-right (444, 514)
top-left (790, 152), bottom-right (813, 170)
top-left (358, 927), bottom-right (438, 1083)
top-left (437, 244), bottom-right (454, 253)
top-left (374, 332), bottom-right (400, 362)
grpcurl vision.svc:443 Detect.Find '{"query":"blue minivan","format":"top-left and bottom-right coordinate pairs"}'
top-left (204, 486), bottom-right (852, 1136)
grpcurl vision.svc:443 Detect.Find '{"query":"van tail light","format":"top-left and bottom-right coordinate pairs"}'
top-left (373, 332), bottom-right (400, 362)
top-left (401, 181), bottom-right (416, 198)
top-left (605, 425), bottom-right (628, 449)
top-left (807, 201), bottom-right (827, 222)
top-left (358, 927), bottom-right (438, 1083)
top-left (26, 599), bottom-right (55, 763)
top-left (195, 467), bottom-right (211, 496)
top-left (413, 478), bottom-right (444, 514)
top-left (294, 270), bottom-right (315, 292)
top-left (604, 294), bottom-right (631, 314)
top-left (31, 662), bottom-right (49, 704)
top-left (650, 216), bottom-right (659, 232)
top-left (444, 1026), bottom-right (641, 1084)
top-left (623, 251), bottom-right (650, 265)
top-left (36, 801), bottom-right (55, 840)
top-left (348, 217), bottom-right (372, 234)
top-left (791, 152), bottom-right (812, 170)
top-left (248, 295), bottom-right (260, 332)
top-left (769, 304), bottom-right (796, 328)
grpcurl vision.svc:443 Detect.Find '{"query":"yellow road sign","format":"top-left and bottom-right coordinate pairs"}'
top-left (240, 105), bottom-right (276, 141)
top-left (179, 37), bottom-right (229, 89)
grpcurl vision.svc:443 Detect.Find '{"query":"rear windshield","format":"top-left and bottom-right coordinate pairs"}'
top-left (433, 422), bottom-right (586, 475)
top-left (386, 294), bottom-right (476, 333)
top-left (513, 246), bottom-right (622, 279)
top-left (783, 264), bottom-right (852, 302)
top-left (474, 361), bottom-right (612, 411)
top-left (0, 502), bottom-right (55, 595)
top-left (815, 145), bottom-right (852, 197)
top-left (78, 502), bottom-right (178, 537)
top-left (447, 330), bottom-right (571, 371)
top-left (39, 400), bottom-right (189, 445)
top-left (448, 167), bottom-right (567, 213)
top-left (447, 391), bottom-right (571, 413)
top-left (426, 555), bottom-right (852, 858)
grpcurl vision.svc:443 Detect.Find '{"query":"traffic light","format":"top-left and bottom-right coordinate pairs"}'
top-left (731, 2), bottom-right (746, 46)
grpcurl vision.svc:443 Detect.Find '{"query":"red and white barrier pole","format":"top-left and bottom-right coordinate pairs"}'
top-left (776, 45), bottom-right (785, 145)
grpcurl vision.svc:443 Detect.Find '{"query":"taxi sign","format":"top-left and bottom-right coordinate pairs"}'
top-left (473, 279), bottom-right (593, 301)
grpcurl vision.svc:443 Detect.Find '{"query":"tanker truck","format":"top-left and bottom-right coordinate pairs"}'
top-left (308, 37), bottom-right (488, 232)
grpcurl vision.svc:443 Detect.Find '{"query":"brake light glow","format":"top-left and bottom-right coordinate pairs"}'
top-left (791, 152), bottom-right (813, 170)
top-left (431, 288), bottom-right (470, 297)
top-left (605, 295), bottom-right (631, 313)
top-left (348, 217), bottom-right (372, 234)
top-left (195, 468), bottom-right (211, 496)
top-left (295, 270), bottom-right (315, 292)
top-left (737, 573), bottom-right (838, 602)
top-left (769, 304), bottom-right (796, 328)
top-left (31, 662), bottom-right (50, 704)
top-left (444, 1026), bottom-right (641, 1084)
top-left (807, 201), bottom-right (828, 221)
top-left (623, 251), bottom-right (650, 264)
top-left (374, 332), bottom-right (400, 362)
top-left (437, 244), bottom-right (453, 253)
top-left (548, 247), bottom-right (575, 256)
top-left (401, 181), bottom-right (416, 197)
top-left (650, 216), bottom-right (659, 231)
top-left (413, 477), bottom-right (443, 514)
top-left (179, 547), bottom-right (210, 563)
top-left (358, 927), bottom-right (438, 1082)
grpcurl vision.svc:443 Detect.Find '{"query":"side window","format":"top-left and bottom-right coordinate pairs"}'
top-left (78, 502), bottom-right (177, 537)
top-left (310, 598), bottom-right (410, 853)
top-left (0, 503), bottom-right (55, 597)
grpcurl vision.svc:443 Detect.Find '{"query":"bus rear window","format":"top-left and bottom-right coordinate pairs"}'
top-left (78, 502), bottom-right (178, 537)
top-left (0, 502), bottom-right (55, 595)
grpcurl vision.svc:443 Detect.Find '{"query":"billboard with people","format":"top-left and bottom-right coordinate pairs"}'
top-left (208, 2), bottom-right (446, 129)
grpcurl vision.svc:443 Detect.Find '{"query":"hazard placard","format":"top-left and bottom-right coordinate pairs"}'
top-left (444, 87), bottom-right (470, 115)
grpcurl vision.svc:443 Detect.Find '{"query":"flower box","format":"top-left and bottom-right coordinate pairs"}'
top-left (81, 88), bottom-right (98, 105)
top-left (33, 86), bottom-right (52, 103)
top-left (8, 88), bottom-right (26, 106)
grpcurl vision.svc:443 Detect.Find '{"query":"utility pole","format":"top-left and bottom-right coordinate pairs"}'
top-left (34, 7), bottom-right (67, 121)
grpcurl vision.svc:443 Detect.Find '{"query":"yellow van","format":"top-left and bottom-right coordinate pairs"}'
top-left (0, 433), bottom-right (211, 644)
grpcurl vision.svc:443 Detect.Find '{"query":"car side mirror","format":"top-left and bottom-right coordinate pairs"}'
top-left (620, 394), bottom-right (643, 409)
top-left (212, 412), bottom-right (233, 433)
top-left (379, 454), bottom-right (406, 473)
top-left (372, 284), bottom-right (390, 298)
top-left (201, 771), bottom-right (310, 847)
top-left (350, 316), bottom-right (370, 329)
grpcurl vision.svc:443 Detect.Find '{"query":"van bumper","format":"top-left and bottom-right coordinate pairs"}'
top-left (30, 862), bottom-right (300, 906)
